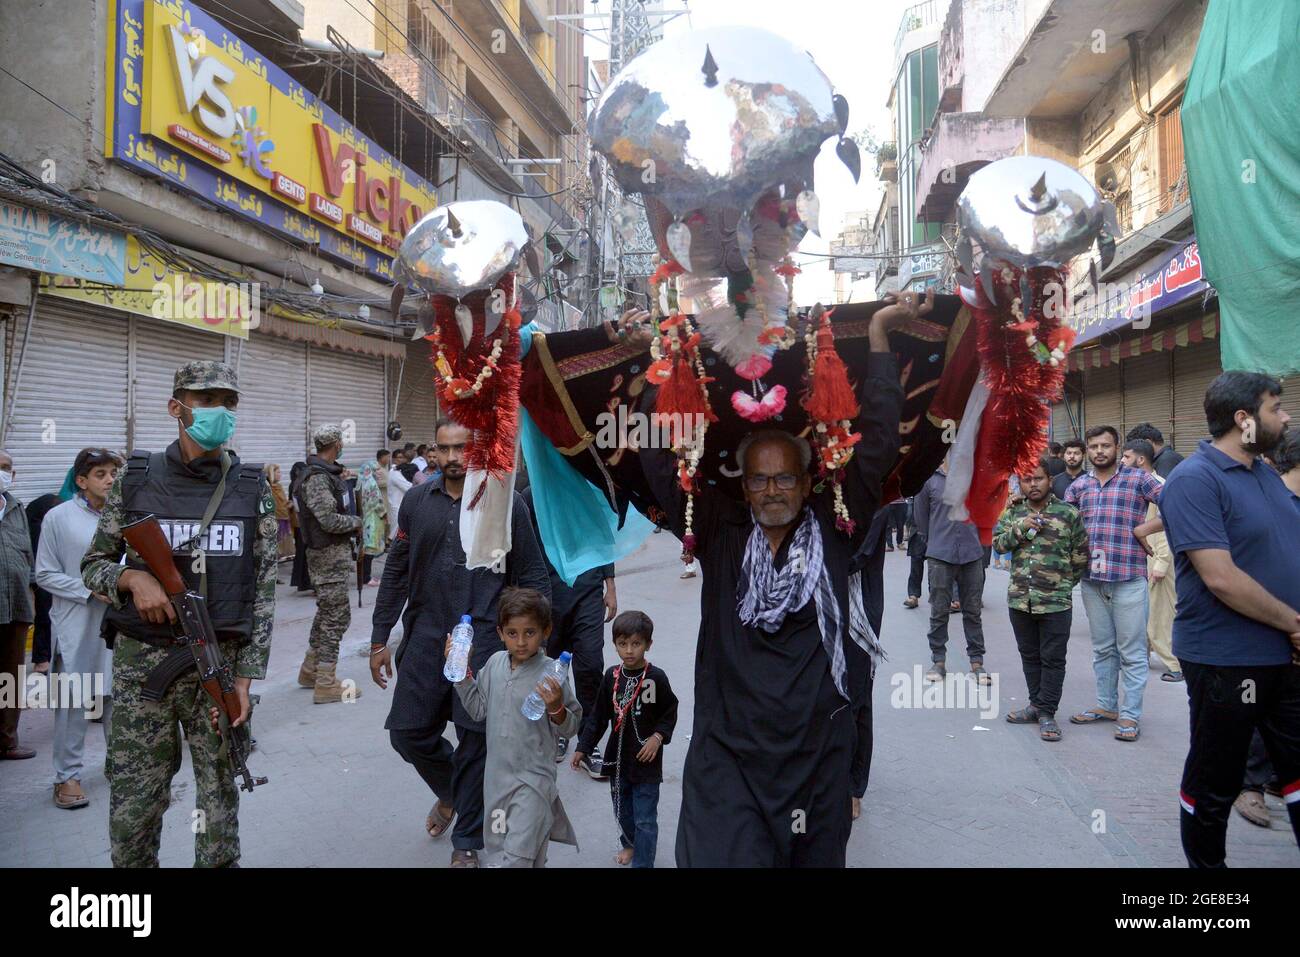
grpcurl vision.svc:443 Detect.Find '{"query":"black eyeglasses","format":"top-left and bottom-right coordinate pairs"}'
top-left (744, 473), bottom-right (800, 492)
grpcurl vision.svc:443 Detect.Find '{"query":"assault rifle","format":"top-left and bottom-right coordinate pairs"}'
top-left (121, 515), bottom-right (268, 793)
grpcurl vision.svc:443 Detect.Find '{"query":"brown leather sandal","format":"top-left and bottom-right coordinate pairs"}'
top-left (54, 781), bottom-right (89, 810)
top-left (426, 801), bottom-right (455, 839)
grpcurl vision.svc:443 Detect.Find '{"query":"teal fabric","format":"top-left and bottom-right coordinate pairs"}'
top-left (518, 323), bottom-right (654, 585)
top-left (57, 466), bottom-right (77, 501)
top-left (1183, 0), bottom-right (1300, 376)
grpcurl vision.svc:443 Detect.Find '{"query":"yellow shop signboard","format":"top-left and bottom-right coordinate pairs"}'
top-left (108, 0), bottom-right (438, 281)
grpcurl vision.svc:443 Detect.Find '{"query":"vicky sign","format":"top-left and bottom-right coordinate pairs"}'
top-left (106, 0), bottom-right (439, 282)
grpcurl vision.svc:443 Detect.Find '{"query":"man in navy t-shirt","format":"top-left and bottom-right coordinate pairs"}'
top-left (1153, 371), bottom-right (1300, 867)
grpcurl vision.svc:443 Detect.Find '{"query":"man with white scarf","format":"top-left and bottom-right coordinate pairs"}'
top-left (637, 290), bottom-right (923, 867)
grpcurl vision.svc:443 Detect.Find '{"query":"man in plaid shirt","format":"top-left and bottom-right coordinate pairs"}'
top-left (1065, 425), bottom-right (1162, 741)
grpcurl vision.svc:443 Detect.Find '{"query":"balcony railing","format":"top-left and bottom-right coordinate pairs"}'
top-left (894, 0), bottom-right (944, 66)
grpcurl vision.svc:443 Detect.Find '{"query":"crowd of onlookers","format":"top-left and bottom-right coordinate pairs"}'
top-left (896, 372), bottom-right (1300, 867)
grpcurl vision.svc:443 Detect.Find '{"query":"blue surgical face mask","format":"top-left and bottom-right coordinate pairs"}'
top-left (180, 402), bottom-right (237, 450)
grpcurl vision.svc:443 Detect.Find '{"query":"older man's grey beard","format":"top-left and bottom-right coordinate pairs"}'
top-left (753, 501), bottom-right (800, 528)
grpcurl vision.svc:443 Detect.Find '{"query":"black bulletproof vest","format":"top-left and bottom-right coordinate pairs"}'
top-left (105, 448), bottom-right (263, 647)
top-left (291, 457), bottom-right (353, 550)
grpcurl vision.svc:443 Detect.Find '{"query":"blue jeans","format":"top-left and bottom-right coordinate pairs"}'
top-left (1080, 578), bottom-right (1150, 722)
top-left (612, 780), bottom-right (660, 867)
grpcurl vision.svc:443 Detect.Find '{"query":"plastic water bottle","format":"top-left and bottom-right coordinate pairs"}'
top-left (522, 651), bottom-right (571, 721)
top-left (443, 615), bottom-right (474, 682)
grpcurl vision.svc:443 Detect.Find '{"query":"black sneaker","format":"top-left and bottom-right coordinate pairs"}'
top-left (555, 736), bottom-right (569, 763)
top-left (578, 750), bottom-right (610, 781)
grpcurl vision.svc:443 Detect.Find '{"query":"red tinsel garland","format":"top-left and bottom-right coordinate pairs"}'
top-left (425, 275), bottom-right (522, 476)
top-left (965, 265), bottom-right (1071, 537)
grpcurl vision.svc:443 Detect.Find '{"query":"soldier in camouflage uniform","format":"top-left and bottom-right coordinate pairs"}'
top-left (291, 424), bottom-right (362, 704)
top-left (992, 455), bottom-right (1089, 742)
top-left (81, 361), bottom-right (277, 867)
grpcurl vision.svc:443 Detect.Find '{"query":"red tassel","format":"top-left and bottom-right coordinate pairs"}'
top-left (804, 318), bottom-right (859, 423)
top-left (656, 355), bottom-right (714, 420)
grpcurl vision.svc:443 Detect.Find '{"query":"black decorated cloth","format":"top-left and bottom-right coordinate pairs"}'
top-left (518, 295), bottom-right (980, 519)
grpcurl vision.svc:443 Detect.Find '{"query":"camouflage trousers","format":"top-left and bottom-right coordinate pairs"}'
top-left (307, 546), bottom-right (352, 666)
top-left (309, 582), bottom-right (351, 665)
top-left (108, 635), bottom-right (242, 868)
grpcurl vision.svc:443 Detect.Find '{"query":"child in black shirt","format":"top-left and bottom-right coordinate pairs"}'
top-left (573, 610), bottom-right (678, 867)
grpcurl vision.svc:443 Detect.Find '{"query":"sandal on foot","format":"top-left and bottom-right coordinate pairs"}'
top-left (53, 781), bottom-right (90, 809)
top-left (925, 662), bottom-right (946, 682)
top-left (426, 802), bottom-right (455, 839)
top-left (1069, 708), bottom-right (1118, 724)
top-left (1038, 716), bottom-right (1062, 741)
top-left (1161, 671), bottom-right (1184, 682)
top-left (1114, 721), bottom-right (1140, 742)
top-left (903, 596), bottom-right (919, 609)
top-left (1006, 706), bottom-right (1040, 724)
top-left (450, 849), bottom-right (479, 868)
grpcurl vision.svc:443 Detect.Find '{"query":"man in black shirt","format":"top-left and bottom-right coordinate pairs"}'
top-left (1052, 438), bottom-right (1087, 501)
top-left (1127, 423), bottom-right (1184, 479)
top-left (370, 421), bottom-right (550, 868)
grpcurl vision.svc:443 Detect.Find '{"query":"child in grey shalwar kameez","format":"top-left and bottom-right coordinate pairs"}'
top-left (454, 589), bottom-right (582, 868)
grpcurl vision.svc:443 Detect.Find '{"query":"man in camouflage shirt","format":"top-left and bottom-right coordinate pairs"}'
top-left (81, 361), bottom-right (277, 867)
top-left (290, 424), bottom-right (362, 704)
top-left (993, 456), bottom-right (1088, 742)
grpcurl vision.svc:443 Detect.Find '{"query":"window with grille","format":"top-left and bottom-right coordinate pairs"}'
top-left (1158, 101), bottom-right (1188, 214)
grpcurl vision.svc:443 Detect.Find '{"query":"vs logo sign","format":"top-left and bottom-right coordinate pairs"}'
top-left (167, 23), bottom-right (236, 139)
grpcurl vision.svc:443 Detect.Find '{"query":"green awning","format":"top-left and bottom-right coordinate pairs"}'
top-left (1182, 0), bottom-right (1300, 377)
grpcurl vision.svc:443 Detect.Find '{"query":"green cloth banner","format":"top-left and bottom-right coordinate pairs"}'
top-left (1182, 0), bottom-right (1300, 376)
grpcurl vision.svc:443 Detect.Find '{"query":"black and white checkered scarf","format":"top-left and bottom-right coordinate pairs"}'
top-left (738, 508), bottom-right (885, 700)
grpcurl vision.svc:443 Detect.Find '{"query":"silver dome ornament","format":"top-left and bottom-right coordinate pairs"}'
top-left (666, 219), bottom-right (694, 273)
top-left (590, 26), bottom-right (850, 220)
top-left (956, 156), bottom-right (1116, 304)
top-left (796, 190), bottom-right (821, 238)
top-left (396, 200), bottom-right (529, 300)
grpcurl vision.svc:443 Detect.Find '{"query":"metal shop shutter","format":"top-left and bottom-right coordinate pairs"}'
top-left (4, 298), bottom-right (129, 496)
top-left (231, 333), bottom-right (308, 481)
top-left (1082, 363), bottom-right (1122, 436)
top-left (391, 337), bottom-right (442, 449)
top-left (1171, 340), bottom-right (1222, 451)
top-left (1279, 372), bottom-right (1300, 429)
top-left (1052, 373), bottom-right (1083, 443)
top-left (131, 316), bottom-right (225, 454)
top-left (307, 347), bottom-right (386, 470)
top-left (1050, 402), bottom-right (1069, 443)
top-left (1120, 351), bottom-right (1173, 445)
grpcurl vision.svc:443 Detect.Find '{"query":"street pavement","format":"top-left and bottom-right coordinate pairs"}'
top-left (2, 531), bottom-right (1295, 868)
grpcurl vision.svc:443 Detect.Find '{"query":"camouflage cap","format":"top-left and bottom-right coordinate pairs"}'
top-left (313, 423), bottom-right (344, 450)
top-left (174, 360), bottom-right (239, 394)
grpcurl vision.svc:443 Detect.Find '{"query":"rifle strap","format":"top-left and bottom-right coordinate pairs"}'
top-left (186, 450), bottom-right (232, 600)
